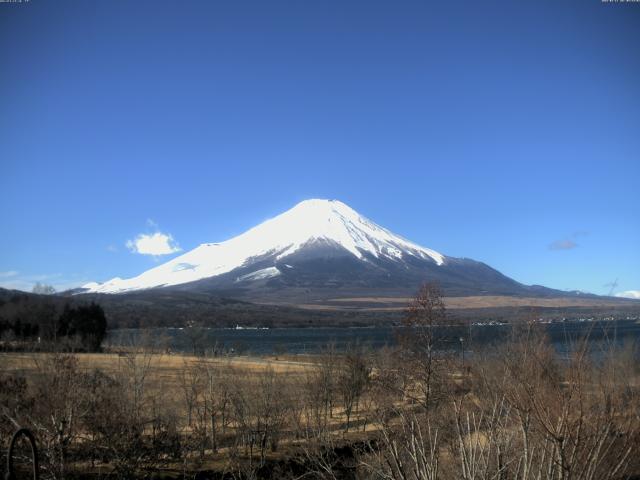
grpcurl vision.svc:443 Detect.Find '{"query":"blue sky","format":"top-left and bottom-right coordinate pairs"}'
top-left (1, 0), bottom-right (638, 296)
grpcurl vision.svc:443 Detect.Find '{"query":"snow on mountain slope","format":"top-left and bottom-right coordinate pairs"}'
top-left (235, 266), bottom-right (281, 283)
top-left (82, 199), bottom-right (445, 294)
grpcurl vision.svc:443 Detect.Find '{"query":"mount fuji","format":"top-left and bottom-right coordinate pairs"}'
top-left (81, 199), bottom-right (562, 303)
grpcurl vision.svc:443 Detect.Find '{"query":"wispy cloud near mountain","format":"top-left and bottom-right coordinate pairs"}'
top-left (0, 272), bottom-right (88, 293)
top-left (549, 239), bottom-right (578, 251)
top-left (549, 231), bottom-right (588, 251)
top-left (615, 290), bottom-right (640, 300)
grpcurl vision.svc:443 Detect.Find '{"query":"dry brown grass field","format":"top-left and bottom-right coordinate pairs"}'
top-left (0, 351), bottom-right (316, 377)
top-left (1, 348), bottom-right (380, 478)
top-left (2, 289), bottom-right (640, 480)
top-left (3, 339), bottom-right (640, 480)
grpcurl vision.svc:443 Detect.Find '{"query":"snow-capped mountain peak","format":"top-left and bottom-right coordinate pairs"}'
top-left (82, 199), bottom-right (445, 294)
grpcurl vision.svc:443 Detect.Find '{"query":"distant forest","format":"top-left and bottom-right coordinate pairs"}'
top-left (1, 288), bottom-right (639, 341)
top-left (0, 290), bottom-right (107, 351)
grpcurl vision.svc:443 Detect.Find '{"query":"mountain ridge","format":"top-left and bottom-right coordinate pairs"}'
top-left (79, 199), bottom-right (598, 303)
top-left (82, 199), bottom-right (448, 294)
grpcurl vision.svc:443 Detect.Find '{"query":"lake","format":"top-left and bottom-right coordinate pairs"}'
top-left (107, 318), bottom-right (640, 357)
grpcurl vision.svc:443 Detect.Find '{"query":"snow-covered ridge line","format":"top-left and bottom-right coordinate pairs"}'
top-left (82, 199), bottom-right (445, 294)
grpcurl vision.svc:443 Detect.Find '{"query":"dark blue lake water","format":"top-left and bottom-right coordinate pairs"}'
top-left (107, 318), bottom-right (640, 357)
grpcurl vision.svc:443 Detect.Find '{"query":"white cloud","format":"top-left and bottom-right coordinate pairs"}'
top-left (615, 290), bottom-right (640, 300)
top-left (106, 244), bottom-right (118, 253)
top-left (126, 232), bottom-right (181, 256)
top-left (0, 270), bottom-right (18, 278)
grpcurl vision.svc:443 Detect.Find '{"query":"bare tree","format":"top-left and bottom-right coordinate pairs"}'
top-left (363, 408), bottom-right (440, 480)
top-left (337, 344), bottom-right (371, 432)
top-left (28, 354), bottom-right (91, 479)
top-left (179, 359), bottom-right (202, 427)
top-left (399, 282), bottom-right (449, 412)
top-left (198, 356), bottom-right (232, 453)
